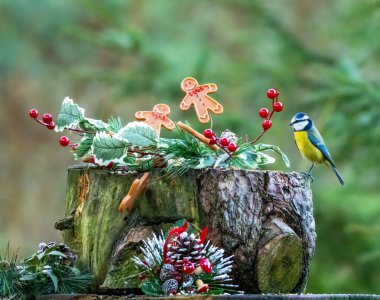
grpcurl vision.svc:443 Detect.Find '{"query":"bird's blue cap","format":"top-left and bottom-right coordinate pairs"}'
top-left (289, 112), bottom-right (309, 125)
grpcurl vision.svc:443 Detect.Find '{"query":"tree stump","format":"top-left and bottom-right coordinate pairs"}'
top-left (56, 165), bottom-right (316, 294)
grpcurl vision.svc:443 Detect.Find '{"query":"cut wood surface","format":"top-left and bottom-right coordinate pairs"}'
top-left (56, 165), bottom-right (316, 293)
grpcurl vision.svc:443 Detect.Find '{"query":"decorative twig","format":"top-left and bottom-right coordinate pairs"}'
top-left (177, 121), bottom-right (219, 151)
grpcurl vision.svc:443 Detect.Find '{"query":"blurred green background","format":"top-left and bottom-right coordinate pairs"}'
top-left (1, 0), bottom-right (379, 294)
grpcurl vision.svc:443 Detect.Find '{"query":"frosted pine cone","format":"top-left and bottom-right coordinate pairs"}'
top-left (166, 232), bottom-right (204, 273)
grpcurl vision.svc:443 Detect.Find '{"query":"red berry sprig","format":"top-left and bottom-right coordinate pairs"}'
top-left (251, 88), bottom-right (284, 143)
top-left (29, 108), bottom-right (55, 130)
top-left (203, 129), bottom-right (238, 156)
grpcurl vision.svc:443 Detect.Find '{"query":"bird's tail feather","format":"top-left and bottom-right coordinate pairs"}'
top-left (332, 166), bottom-right (345, 186)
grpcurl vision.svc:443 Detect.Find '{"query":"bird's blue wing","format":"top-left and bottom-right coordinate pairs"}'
top-left (307, 127), bottom-right (336, 167)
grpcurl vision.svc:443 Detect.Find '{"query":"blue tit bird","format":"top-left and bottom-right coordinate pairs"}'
top-left (289, 112), bottom-right (344, 185)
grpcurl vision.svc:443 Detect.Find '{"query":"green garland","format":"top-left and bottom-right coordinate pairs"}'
top-left (51, 97), bottom-right (289, 176)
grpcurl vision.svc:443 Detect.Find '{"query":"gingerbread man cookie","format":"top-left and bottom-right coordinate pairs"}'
top-left (180, 77), bottom-right (223, 123)
top-left (135, 103), bottom-right (175, 136)
top-left (119, 172), bottom-right (150, 213)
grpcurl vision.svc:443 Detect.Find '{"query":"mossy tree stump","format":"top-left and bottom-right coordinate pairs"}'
top-left (56, 165), bottom-right (315, 293)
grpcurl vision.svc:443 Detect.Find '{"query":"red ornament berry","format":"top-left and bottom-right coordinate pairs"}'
top-left (47, 121), bottom-right (55, 130)
top-left (164, 258), bottom-right (172, 264)
top-left (273, 101), bottom-right (283, 112)
top-left (42, 113), bottom-right (53, 124)
top-left (29, 109), bottom-right (39, 119)
top-left (182, 261), bottom-right (195, 274)
top-left (227, 143), bottom-right (238, 152)
top-left (90, 155), bottom-right (95, 164)
top-left (209, 136), bottom-right (217, 145)
top-left (262, 120), bottom-right (272, 131)
top-left (259, 108), bottom-right (269, 118)
top-left (266, 88), bottom-right (279, 99)
top-left (203, 129), bottom-right (214, 138)
top-left (59, 136), bottom-right (70, 147)
top-left (220, 137), bottom-right (230, 147)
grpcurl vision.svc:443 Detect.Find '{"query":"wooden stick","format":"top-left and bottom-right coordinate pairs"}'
top-left (177, 122), bottom-right (219, 151)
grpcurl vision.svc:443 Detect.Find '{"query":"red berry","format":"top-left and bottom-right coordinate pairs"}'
top-left (273, 101), bottom-right (283, 112)
top-left (203, 129), bottom-right (214, 138)
top-left (220, 137), bottom-right (230, 147)
top-left (266, 88), bottom-right (279, 99)
top-left (42, 113), bottom-right (53, 124)
top-left (262, 120), bottom-right (272, 131)
top-left (139, 273), bottom-right (146, 280)
top-left (90, 155), bottom-right (95, 164)
top-left (59, 136), bottom-right (70, 147)
top-left (47, 121), bottom-right (55, 130)
top-left (106, 162), bottom-right (114, 169)
top-left (29, 109), bottom-right (39, 119)
top-left (227, 143), bottom-right (238, 152)
top-left (259, 108), bottom-right (269, 118)
top-left (209, 136), bottom-right (217, 145)
top-left (164, 258), bottom-right (172, 264)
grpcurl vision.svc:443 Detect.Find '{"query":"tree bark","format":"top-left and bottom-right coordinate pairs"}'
top-left (56, 165), bottom-right (315, 293)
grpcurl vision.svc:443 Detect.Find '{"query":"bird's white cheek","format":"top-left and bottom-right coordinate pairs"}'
top-left (293, 121), bottom-right (308, 131)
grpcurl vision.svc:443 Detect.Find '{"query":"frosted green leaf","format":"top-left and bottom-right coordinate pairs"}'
top-left (140, 278), bottom-right (163, 296)
top-left (254, 143), bottom-right (290, 167)
top-left (195, 155), bottom-right (216, 169)
top-left (55, 97), bottom-right (85, 132)
top-left (79, 118), bottom-right (108, 131)
top-left (74, 135), bottom-right (93, 159)
top-left (92, 132), bottom-right (129, 166)
top-left (116, 121), bottom-right (158, 148)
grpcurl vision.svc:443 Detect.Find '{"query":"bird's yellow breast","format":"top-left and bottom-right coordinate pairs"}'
top-left (294, 131), bottom-right (325, 164)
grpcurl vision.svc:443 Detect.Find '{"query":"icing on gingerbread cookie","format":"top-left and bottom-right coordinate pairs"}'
top-left (135, 103), bottom-right (175, 136)
top-left (180, 77), bottom-right (223, 123)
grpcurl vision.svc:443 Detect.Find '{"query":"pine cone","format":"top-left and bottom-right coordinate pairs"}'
top-left (161, 278), bottom-right (178, 295)
top-left (160, 263), bottom-right (175, 281)
top-left (166, 232), bottom-right (204, 273)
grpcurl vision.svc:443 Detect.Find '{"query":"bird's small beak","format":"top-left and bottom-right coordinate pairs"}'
top-left (288, 122), bottom-right (292, 126)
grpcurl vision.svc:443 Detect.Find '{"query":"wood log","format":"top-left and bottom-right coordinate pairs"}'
top-left (56, 165), bottom-right (315, 293)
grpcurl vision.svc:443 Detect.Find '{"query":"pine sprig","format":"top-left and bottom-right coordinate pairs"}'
top-left (0, 243), bottom-right (91, 299)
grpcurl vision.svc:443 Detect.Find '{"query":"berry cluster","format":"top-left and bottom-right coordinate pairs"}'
top-left (29, 109), bottom-right (56, 130)
top-left (259, 88), bottom-right (283, 131)
top-left (203, 129), bottom-right (238, 153)
top-left (29, 108), bottom-right (72, 148)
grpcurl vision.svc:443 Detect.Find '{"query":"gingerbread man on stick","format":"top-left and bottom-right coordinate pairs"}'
top-left (180, 77), bottom-right (223, 123)
top-left (135, 103), bottom-right (175, 136)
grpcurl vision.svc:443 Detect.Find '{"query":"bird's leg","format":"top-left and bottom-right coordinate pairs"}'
top-left (307, 163), bottom-right (316, 175)
top-left (301, 163), bottom-right (315, 183)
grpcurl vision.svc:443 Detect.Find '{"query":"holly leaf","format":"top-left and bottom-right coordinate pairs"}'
top-left (140, 278), bottom-right (163, 296)
top-left (92, 132), bottom-right (129, 165)
top-left (195, 155), bottom-right (216, 169)
top-left (254, 143), bottom-right (291, 167)
top-left (79, 118), bottom-right (108, 131)
top-left (116, 121), bottom-right (158, 148)
top-left (74, 135), bottom-right (94, 159)
top-left (55, 97), bottom-right (85, 132)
